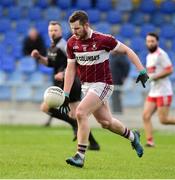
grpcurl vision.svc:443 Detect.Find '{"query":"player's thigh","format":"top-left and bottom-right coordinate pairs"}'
top-left (143, 100), bottom-right (157, 119)
top-left (157, 106), bottom-right (170, 122)
top-left (93, 102), bottom-right (112, 123)
top-left (76, 91), bottom-right (103, 117)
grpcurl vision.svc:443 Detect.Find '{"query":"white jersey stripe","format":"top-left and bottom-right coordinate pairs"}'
top-left (75, 50), bottom-right (109, 65)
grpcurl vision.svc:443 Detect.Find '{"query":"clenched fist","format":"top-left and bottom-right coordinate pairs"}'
top-left (31, 49), bottom-right (40, 59)
top-left (54, 72), bottom-right (64, 81)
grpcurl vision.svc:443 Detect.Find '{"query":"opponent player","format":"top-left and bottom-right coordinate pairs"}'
top-left (143, 32), bottom-right (174, 147)
top-left (31, 21), bottom-right (100, 150)
top-left (62, 10), bottom-right (149, 167)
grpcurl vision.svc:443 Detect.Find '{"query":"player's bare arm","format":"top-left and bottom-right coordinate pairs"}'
top-left (112, 42), bottom-right (145, 71)
top-left (31, 49), bottom-right (48, 65)
top-left (150, 66), bottom-right (173, 81)
top-left (112, 42), bottom-right (149, 88)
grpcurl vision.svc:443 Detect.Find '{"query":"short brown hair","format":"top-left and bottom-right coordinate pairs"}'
top-left (69, 10), bottom-right (89, 25)
top-left (49, 21), bottom-right (61, 27)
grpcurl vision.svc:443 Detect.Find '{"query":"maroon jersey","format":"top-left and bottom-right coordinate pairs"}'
top-left (67, 30), bottom-right (119, 84)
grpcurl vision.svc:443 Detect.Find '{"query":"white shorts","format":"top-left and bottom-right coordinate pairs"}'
top-left (82, 82), bottom-right (114, 102)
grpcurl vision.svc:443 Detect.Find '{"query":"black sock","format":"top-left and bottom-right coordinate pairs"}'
top-left (47, 116), bottom-right (52, 123)
top-left (45, 116), bottom-right (52, 125)
top-left (89, 131), bottom-right (98, 145)
top-left (48, 108), bottom-right (77, 129)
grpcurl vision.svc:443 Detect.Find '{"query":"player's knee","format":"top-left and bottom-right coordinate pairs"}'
top-left (40, 102), bottom-right (49, 113)
top-left (76, 107), bottom-right (87, 120)
top-left (143, 112), bottom-right (151, 122)
top-left (100, 120), bottom-right (111, 129)
top-left (69, 111), bottom-right (76, 119)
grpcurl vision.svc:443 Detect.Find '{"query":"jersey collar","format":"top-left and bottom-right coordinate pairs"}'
top-left (88, 29), bottom-right (93, 39)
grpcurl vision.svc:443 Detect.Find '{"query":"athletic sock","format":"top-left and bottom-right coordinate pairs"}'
top-left (122, 127), bottom-right (135, 142)
top-left (77, 144), bottom-right (88, 159)
top-left (147, 137), bottom-right (154, 145)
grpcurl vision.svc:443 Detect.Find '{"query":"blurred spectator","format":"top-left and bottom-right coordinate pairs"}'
top-left (23, 27), bottom-right (46, 57)
top-left (109, 54), bottom-right (130, 113)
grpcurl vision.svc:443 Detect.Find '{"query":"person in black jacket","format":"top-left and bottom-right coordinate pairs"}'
top-left (109, 54), bottom-right (130, 113)
top-left (31, 21), bottom-right (100, 150)
top-left (23, 27), bottom-right (46, 68)
top-left (23, 27), bottom-right (46, 57)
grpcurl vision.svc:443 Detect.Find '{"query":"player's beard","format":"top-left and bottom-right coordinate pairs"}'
top-left (51, 34), bottom-right (61, 44)
top-left (77, 29), bottom-right (88, 40)
top-left (147, 45), bottom-right (158, 53)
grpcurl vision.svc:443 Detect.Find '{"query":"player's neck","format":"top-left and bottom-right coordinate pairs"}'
top-left (85, 28), bottom-right (93, 40)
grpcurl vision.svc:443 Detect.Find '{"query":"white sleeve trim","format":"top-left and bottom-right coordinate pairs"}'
top-left (111, 41), bottom-right (121, 52)
top-left (68, 58), bottom-right (76, 63)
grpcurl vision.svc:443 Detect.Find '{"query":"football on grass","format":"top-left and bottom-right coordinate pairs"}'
top-left (44, 86), bottom-right (65, 108)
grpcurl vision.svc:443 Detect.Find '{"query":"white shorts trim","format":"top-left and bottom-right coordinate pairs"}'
top-left (82, 82), bottom-right (114, 102)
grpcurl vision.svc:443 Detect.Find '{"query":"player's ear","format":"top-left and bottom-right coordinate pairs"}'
top-left (84, 23), bottom-right (89, 29)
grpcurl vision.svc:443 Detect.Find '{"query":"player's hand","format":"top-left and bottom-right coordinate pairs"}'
top-left (54, 72), bottom-right (64, 81)
top-left (59, 93), bottom-right (70, 114)
top-left (31, 49), bottom-right (40, 59)
top-left (62, 96), bottom-right (70, 107)
top-left (148, 74), bottom-right (158, 82)
top-left (136, 69), bottom-right (149, 88)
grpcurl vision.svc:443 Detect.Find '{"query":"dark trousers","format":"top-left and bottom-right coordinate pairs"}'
top-left (111, 89), bottom-right (123, 113)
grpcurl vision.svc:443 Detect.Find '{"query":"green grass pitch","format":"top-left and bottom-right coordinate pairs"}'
top-left (0, 125), bottom-right (175, 179)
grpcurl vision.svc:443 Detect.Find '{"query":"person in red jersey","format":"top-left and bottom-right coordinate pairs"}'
top-left (62, 10), bottom-right (149, 168)
top-left (143, 32), bottom-right (174, 147)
